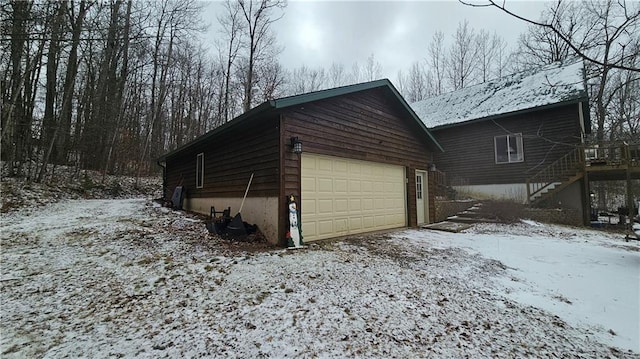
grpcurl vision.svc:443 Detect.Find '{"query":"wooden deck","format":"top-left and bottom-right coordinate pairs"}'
top-left (527, 143), bottom-right (640, 202)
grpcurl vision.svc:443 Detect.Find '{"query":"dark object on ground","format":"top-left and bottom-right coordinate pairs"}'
top-left (205, 211), bottom-right (259, 241)
top-left (206, 206), bottom-right (232, 234)
top-left (171, 186), bottom-right (185, 210)
top-left (227, 213), bottom-right (247, 239)
top-left (224, 173), bottom-right (254, 241)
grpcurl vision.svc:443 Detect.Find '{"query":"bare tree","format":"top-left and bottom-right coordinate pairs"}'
top-left (2, 1), bottom-right (46, 176)
top-left (349, 61), bottom-right (363, 84)
top-left (137, 0), bottom-right (204, 180)
top-left (217, 0), bottom-right (243, 123)
top-left (475, 29), bottom-right (506, 82)
top-left (288, 65), bottom-right (326, 95)
top-left (405, 62), bottom-right (428, 102)
top-left (327, 62), bottom-right (348, 87)
top-left (510, 1), bottom-right (582, 72)
top-left (427, 31), bottom-right (446, 95)
top-left (258, 60), bottom-right (286, 100)
top-left (237, 0), bottom-right (286, 112)
top-left (364, 53), bottom-right (383, 81)
top-left (448, 20), bottom-right (478, 90)
top-left (395, 69), bottom-right (407, 97)
top-left (461, 0), bottom-right (640, 73)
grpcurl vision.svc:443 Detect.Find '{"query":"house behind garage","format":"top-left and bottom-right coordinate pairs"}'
top-left (410, 60), bottom-right (590, 220)
top-left (159, 80), bottom-right (443, 245)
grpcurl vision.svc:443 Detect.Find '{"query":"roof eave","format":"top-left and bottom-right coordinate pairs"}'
top-left (384, 83), bottom-right (444, 153)
top-left (159, 79), bottom-right (445, 161)
top-left (429, 95), bottom-right (589, 132)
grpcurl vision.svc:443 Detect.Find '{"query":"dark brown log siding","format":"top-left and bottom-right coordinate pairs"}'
top-left (279, 87), bottom-right (436, 240)
top-left (432, 103), bottom-right (583, 186)
top-left (165, 115), bottom-right (280, 200)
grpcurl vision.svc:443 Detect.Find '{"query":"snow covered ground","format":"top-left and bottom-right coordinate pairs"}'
top-left (394, 222), bottom-right (640, 354)
top-left (1, 199), bottom-right (638, 358)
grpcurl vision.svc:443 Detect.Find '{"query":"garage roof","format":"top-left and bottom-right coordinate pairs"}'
top-left (160, 79), bottom-right (443, 160)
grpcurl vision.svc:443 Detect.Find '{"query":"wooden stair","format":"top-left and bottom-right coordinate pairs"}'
top-left (526, 147), bottom-right (585, 206)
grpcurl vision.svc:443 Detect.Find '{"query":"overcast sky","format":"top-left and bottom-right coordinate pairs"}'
top-left (201, 1), bottom-right (551, 81)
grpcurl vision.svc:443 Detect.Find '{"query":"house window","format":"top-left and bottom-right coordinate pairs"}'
top-left (196, 153), bottom-right (204, 188)
top-left (416, 174), bottom-right (423, 200)
top-left (495, 134), bottom-right (524, 164)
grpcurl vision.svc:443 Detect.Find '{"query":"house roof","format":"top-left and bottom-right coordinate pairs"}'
top-left (410, 60), bottom-right (589, 130)
top-left (160, 79), bottom-right (443, 160)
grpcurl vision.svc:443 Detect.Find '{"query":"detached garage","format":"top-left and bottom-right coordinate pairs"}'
top-left (159, 79), bottom-right (443, 246)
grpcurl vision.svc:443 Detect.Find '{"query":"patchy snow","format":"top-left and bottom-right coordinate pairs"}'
top-left (410, 60), bottom-right (587, 128)
top-left (394, 222), bottom-right (640, 354)
top-left (520, 219), bottom-right (543, 227)
top-left (1, 199), bottom-right (638, 357)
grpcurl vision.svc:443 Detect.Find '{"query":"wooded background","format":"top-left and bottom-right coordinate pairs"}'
top-left (1, 0), bottom-right (638, 185)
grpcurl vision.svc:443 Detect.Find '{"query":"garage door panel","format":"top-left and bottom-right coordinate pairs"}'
top-left (335, 219), bottom-right (347, 232)
top-left (335, 199), bottom-right (349, 213)
top-left (318, 178), bottom-right (332, 192)
top-left (349, 199), bottom-right (361, 211)
top-left (302, 154), bottom-right (406, 241)
top-left (302, 222), bottom-right (317, 237)
top-left (305, 199), bottom-right (317, 215)
top-left (302, 177), bottom-right (316, 192)
top-left (334, 179), bottom-right (348, 193)
top-left (349, 180), bottom-right (361, 193)
top-left (318, 158), bottom-right (332, 171)
top-left (318, 199), bottom-right (333, 214)
top-left (349, 217), bottom-right (362, 230)
top-left (318, 220), bottom-right (334, 235)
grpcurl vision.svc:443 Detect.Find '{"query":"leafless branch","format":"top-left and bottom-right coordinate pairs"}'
top-left (459, 0), bottom-right (640, 72)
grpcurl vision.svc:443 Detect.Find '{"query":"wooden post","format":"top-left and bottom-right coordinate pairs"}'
top-left (580, 145), bottom-right (590, 226)
top-left (583, 171), bottom-right (591, 226)
top-left (625, 144), bottom-right (634, 233)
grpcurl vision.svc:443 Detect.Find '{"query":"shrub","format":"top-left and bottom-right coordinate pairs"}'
top-left (81, 172), bottom-right (94, 191)
top-left (478, 200), bottom-right (526, 223)
top-left (110, 180), bottom-right (122, 197)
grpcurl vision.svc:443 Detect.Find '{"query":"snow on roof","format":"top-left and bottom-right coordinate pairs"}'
top-left (410, 61), bottom-right (587, 129)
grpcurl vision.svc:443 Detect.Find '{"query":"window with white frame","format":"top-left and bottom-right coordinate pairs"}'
top-left (196, 153), bottom-right (204, 188)
top-left (494, 134), bottom-right (524, 164)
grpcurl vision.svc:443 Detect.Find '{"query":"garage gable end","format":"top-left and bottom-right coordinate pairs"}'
top-left (274, 79), bottom-right (443, 153)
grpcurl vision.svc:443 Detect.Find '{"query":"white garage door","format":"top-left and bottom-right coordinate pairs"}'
top-left (301, 153), bottom-right (407, 242)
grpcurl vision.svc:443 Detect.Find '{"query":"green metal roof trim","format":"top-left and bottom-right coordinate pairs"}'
top-left (160, 79), bottom-right (443, 161)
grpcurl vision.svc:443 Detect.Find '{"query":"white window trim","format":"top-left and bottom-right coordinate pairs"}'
top-left (494, 133), bottom-right (524, 164)
top-left (196, 152), bottom-right (204, 188)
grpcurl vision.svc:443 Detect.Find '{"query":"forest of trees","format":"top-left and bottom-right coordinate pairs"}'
top-left (1, 0), bottom-right (638, 184)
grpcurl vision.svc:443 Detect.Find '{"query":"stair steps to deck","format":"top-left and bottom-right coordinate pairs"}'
top-left (530, 172), bottom-right (584, 205)
top-left (527, 147), bottom-right (586, 206)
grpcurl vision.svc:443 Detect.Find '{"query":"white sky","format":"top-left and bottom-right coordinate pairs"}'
top-left (201, 0), bottom-right (552, 80)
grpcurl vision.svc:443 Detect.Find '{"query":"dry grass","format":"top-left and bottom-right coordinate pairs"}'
top-left (474, 200), bottom-right (527, 224)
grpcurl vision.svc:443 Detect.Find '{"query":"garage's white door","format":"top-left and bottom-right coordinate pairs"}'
top-left (301, 153), bottom-right (407, 241)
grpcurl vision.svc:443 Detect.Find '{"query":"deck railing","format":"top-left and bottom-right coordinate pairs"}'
top-left (584, 143), bottom-right (640, 167)
top-left (526, 142), bottom-right (640, 204)
top-left (526, 146), bottom-right (584, 203)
